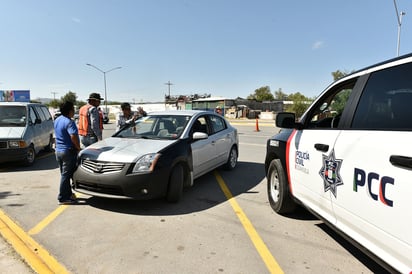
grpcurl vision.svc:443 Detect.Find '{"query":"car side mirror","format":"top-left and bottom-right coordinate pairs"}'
top-left (276, 112), bottom-right (296, 128)
top-left (192, 132), bottom-right (208, 140)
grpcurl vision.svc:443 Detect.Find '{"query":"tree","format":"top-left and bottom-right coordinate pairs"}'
top-left (61, 91), bottom-right (77, 104)
top-left (247, 86), bottom-right (274, 101)
top-left (48, 99), bottom-right (61, 108)
top-left (285, 92), bottom-right (312, 118)
top-left (332, 69), bottom-right (354, 81)
top-left (274, 88), bottom-right (288, 100)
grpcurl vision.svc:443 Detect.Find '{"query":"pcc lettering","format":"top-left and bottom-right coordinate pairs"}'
top-left (353, 168), bottom-right (394, 207)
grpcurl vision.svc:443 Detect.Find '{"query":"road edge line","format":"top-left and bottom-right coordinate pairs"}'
top-left (0, 208), bottom-right (69, 274)
top-left (214, 170), bottom-right (284, 274)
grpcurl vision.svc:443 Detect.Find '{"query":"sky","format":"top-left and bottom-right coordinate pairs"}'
top-left (1, 0), bottom-right (412, 103)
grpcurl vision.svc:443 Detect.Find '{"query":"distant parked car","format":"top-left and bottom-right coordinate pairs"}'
top-left (0, 102), bottom-right (54, 165)
top-left (53, 110), bottom-right (61, 120)
top-left (102, 111), bottom-right (109, 124)
top-left (73, 110), bottom-right (239, 202)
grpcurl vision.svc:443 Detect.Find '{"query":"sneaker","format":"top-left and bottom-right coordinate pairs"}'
top-left (58, 199), bottom-right (78, 205)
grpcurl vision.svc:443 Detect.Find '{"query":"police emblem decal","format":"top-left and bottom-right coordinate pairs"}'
top-left (319, 149), bottom-right (343, 198)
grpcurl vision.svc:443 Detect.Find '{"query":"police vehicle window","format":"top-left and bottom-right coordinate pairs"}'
top-left (209, 115), bottom-right (226, 134)
top-left (351, 62), bottom-right (412, 130)
top-left (308, 84), bottom-right (354, 129)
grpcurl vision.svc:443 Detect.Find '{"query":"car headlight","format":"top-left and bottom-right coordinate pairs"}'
top-left (132, 153), bottom-right (160, 174)
top-left (8, 140), bottom-right (26, 148)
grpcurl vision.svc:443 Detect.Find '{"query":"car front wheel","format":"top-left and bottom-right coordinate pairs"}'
top-left (267, 159), bottom-right (296, 214)
top-left (166, 164), bottom-right (184, 202)
top-left (23, 145), bottom-right (36, 166)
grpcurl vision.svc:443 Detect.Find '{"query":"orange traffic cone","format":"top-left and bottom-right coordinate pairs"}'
top-left (255, 117), bottom-right (260, 132)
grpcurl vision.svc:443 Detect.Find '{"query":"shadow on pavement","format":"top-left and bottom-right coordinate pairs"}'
top-left (85, 161), bottom-right (265, 215)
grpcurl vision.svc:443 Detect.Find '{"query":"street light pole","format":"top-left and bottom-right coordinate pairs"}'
top-left (393, 0), bottom-right (406, 57)
top-left (86, 63), bottom-right (122, 113)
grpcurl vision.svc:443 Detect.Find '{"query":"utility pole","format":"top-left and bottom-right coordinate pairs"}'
top-left (51, 92), bottom-right (58, 100)
top-left (164, 81), bottom-right (173, 98)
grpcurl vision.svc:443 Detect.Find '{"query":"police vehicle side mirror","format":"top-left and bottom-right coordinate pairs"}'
top-left (276, 112), bottom-right (297, 128)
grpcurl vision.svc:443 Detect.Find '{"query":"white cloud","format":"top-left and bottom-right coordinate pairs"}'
top-left (71, 17), bottom-right (81, 23)
top-left (312, 40), bottom-right (324, 50)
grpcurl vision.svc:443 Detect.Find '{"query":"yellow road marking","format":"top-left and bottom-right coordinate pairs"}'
top-left (214, 171), bottom-right (284, 274)
top-left (0, 209), bottom-right (69, 274)
top-left (28, 205), bottom-right (68, 235)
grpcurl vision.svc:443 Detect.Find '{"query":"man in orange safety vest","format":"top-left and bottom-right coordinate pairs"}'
top-left (78, 93), bottom-right (104, 147)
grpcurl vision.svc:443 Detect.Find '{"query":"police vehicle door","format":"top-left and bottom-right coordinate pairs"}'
top-left (332, 63), bottom-right (412, 268)
top-left (288, 81), bottom-right (356, 226)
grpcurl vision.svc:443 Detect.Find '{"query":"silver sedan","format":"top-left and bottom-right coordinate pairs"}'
top-left (72, 110), bottom-right (239, 202)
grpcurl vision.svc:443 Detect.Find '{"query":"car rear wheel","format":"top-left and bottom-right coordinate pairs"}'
top-left (267, 159), bottom-right (296, 214)
top-left (23, 145), bottom-right (36, 166)
top-left (224, 146), bottom-right (237, 170)
top-left (166, 164), bottom-right (184, 202)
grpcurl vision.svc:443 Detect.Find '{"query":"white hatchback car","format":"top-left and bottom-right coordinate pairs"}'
top-left (265, 53), bottom-right (412, 273)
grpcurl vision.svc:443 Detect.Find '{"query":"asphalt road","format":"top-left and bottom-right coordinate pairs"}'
top-left (0, 119), bottom-right (388, 273)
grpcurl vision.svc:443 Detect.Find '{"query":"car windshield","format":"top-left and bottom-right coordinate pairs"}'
top-left (113, 114), bottom-right (191, 140)
top-left (0, 106), bottom-right (27, 127)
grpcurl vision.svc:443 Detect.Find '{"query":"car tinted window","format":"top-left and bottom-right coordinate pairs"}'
top-left (190, 116), bottom-right (208, 135)
top-left (0, 106), bottom-right (27, 126)
top-left (28, 107), bottom-right (37, 124)
top-left (351, 62), bottom-right (412, 130)
top-left (209, 115), bottom-right (227, 134)
top-left (40, 106), bottom-right (52, 121)
top-left (34, 105), bottom-right (47, 121)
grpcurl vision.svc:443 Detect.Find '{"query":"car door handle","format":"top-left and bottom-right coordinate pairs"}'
top-left (389, 155), bottom-right (412, 169)
top-left (314, 143), bottom-right (329, 152)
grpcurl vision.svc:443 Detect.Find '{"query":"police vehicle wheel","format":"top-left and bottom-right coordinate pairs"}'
top-left (224, 146), bottom-right (238, 170)
top-left (166, 164), bottom-right (184, 202)
top-left (267, 159), bottom-right (296, 214)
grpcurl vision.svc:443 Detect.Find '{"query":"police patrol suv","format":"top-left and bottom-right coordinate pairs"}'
top-left (265, 54), bottom-right (412, 273)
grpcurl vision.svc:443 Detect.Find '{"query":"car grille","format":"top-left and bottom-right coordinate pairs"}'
top-left (75, 181), bottom-right (124, 196)
top-left (81, 159), bottom-right (125, 174)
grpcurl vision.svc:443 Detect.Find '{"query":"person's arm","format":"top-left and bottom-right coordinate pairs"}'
top-left (68, 120), bottom-right (81, 151)
top-left (89, 107), bottom-right (103, 140)
top-left (70, 134), bottom-right (81, 151)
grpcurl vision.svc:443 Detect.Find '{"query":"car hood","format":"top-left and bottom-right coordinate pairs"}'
top-left (79, 137), bottom-right (176, 162)
top-left (0, 127), bottom-right (24, 139)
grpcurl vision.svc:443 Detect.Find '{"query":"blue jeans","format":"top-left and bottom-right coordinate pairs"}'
top-left (56, 150), bottom-right (78, 201)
